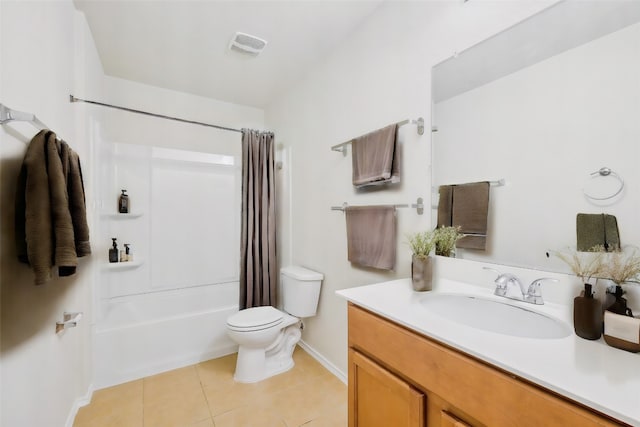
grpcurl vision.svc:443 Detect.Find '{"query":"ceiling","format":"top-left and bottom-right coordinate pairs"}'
top-left (74, 0), bottom-right (383, 108)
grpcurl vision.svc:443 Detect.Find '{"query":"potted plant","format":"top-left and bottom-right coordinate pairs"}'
top-left (407, 231), bottom-right (436, 291)
top-left (433, 226), bottom-right (463, 258)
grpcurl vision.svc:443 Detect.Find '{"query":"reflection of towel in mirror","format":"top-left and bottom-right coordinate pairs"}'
top-left (576, 213), bottom-right (620, 252)
top-left (351, 124), bottom-right (399, 187)
top-left (437, 182), bottom-right (490, 250)
top-left (345, 206), bottom-right (396, 270)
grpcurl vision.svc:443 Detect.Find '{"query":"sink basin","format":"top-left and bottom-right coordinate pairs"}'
top-left (420, 293), bottom-right (572, 339)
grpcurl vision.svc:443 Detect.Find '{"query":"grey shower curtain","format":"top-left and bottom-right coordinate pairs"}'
top-left (240, 129), bottom-right (277, 309)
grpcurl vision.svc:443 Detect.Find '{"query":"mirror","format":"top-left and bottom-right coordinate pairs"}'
top-left (432, 1), bottom-right (640, 272)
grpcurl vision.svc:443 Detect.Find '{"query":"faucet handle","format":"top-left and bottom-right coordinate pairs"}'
top-left (484, 267), bottom-right (518, 296)
top-left (525, 278), bottom-right (557, 305)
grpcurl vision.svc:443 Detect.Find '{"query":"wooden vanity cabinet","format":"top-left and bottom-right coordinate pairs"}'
top-left (347, 303), bottom-right (626, 427)
top-left (349, 350), bottom-right (425, 427)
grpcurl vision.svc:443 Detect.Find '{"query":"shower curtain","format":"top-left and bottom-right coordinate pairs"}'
top-left (240, 129), bottom-right (277, 309)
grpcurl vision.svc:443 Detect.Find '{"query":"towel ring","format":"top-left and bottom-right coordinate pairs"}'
top-left (583, 167), bottom-right (624, 201)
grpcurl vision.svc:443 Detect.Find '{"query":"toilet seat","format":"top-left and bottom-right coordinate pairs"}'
top-left (227, 306), bottom-right (284, 332)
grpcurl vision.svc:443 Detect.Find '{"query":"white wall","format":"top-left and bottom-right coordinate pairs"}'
top-left (265, 0), bottom-right (556, 376)
top-left (0, 2), bottom-right (104, 426)
top-left (434, 21), bottom-right (640, 272)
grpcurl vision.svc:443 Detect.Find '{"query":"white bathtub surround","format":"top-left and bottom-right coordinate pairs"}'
top-left (92, 132), bottom-right (252, 389)
top-left (336, 256), bottom-right (640, 425)
top-left (94, 282), bottom-right (239, 389)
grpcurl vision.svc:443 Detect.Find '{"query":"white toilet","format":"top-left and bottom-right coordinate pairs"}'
top-left (226, 266), bottom-right (323, 383)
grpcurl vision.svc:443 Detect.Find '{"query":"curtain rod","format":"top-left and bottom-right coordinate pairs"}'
top-left (69, 95), bottom-right (243, 133)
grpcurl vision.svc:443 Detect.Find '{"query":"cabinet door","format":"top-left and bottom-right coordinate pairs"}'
top-left (441, 411), bottom-right (471, 427)
top-left (349, 349), bottom-right (425, 427)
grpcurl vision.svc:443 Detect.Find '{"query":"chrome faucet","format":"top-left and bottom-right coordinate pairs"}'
top-left (483, 267), bottom-right (557, 305)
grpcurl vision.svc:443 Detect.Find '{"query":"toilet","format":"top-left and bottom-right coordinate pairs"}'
top-left (226, 266), bottom-right (323, 383)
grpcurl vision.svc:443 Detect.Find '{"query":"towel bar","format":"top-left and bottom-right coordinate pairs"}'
top-left (431, 179), bottom-right (505, 193)
top-left (331, 197), bottom-right (424, 215)
top-left (331, 117), bottom-right (424, 154)
top-left (0, 102), bottom-right (49, 133)
top-left (583, 167), bottom-right (624, 201)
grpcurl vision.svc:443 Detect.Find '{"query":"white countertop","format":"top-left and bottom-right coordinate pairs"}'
top-left (337, 278), bottom-right (640, 426)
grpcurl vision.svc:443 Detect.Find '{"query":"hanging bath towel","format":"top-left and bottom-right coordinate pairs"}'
top-left (351, 124), bottom-right (400, 187)
top-left (576, 213), bottom-right (620, 252)
top-left (15, 130), bottom-right (91, 285)
top-left (345, 205), bottom-right (397, 270)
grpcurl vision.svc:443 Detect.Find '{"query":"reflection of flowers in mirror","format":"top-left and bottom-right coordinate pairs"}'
top-left (551, 247), bottom-right (605, 284)
top-left (601, 247), bottom-right (640, 286)
top-left (434, 226), bottom-right (464, 258)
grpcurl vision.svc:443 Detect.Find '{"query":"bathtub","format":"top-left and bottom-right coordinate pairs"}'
top-left (93, 281), bottom-right (239, 389)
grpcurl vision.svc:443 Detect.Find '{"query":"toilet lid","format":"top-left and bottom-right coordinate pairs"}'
top-left (227, 306), bottom-right (284, 330)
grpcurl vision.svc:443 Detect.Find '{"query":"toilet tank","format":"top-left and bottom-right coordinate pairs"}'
top-left (281, 266), bottom-right (323, 318)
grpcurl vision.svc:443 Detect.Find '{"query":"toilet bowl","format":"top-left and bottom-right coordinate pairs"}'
top-left (226, 266), bottom-right (323, 383)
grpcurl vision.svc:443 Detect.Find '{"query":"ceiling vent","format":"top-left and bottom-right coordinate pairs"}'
top-left (228, 32), bottom-right (267, 55)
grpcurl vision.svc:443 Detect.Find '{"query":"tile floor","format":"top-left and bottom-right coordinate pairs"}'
top-left (73, 346), bottom-right (347, 427)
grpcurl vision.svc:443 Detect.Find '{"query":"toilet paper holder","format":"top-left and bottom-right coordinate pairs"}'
top-left (56, 311), bottom-right (83, 334)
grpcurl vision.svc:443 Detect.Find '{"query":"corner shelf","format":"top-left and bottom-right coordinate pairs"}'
top-left (100, 212), bottom-right (143, 219)
top-left (103, 260), bottom-right (143, 271)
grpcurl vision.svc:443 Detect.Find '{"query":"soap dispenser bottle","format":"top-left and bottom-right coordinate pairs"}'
top-left (121, 244), bottom-right (132, 262)
top-left (573, 283), bottom-right (602, 340)
top-left (118, 189), bottom-right (129, 213)
top-left (109, 238), bottom-right (119, 263)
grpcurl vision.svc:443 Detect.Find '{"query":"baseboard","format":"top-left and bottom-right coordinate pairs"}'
top-left (298, 340), bottom-right (347, 384)
top-left (65, 383), bottom-right (94, 427)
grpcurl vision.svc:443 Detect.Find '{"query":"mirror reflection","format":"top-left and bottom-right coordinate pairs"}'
top-left (431, 1), bottom-right (640, 272)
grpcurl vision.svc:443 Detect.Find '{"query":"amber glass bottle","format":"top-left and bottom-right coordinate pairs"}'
top-left (118, 189), bottom-right (129, 213)
top-left (573, 283), bottom-right (602, 340)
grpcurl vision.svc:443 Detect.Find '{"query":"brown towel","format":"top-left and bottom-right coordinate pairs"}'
top-left (68, 149), bottom-right (91, 257)
top-left (345, 206), bottom-right (396, 270)
top-left (15, 130), bottom-right (91, 285)
top-left (436, 185), bottom-right (454, 228)
top-left (351, 124), bottom-right (399, 187)
top-left (576, 213), bottom-right (620, 252)
top-left (437, 182), bottom-right (490, 250)
top-left (48, 138), bottom-right (77, 276)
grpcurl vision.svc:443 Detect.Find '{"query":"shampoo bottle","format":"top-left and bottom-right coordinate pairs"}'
top-left (573, 283), bottom-right (602, 340)
top-left (125, 244), bottom-right (132, 262)
top-left (118, 189), bottom-right (129, 213)
top-left (109, 238), bottom-right (119, 263)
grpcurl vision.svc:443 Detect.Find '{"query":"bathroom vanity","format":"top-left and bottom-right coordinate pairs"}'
top-left (337, 268), bottom-right (640, 427)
